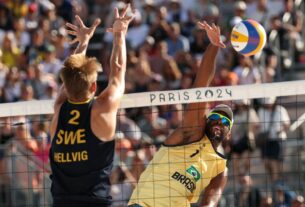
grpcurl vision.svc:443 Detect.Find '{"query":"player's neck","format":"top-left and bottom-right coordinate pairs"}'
top-left (68, 94), bottom-right (94, 103)
top-left (207, 136), bottom-right (221, 150)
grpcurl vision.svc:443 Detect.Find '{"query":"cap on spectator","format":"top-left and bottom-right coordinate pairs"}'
top-left (116, 1), bottom-right (126, 10)
top-left (204, 4), bottom-right (219, 17)
top-left (170, 0), bottom-right (181, 4)
top-left (43, 44), bottom-right (55, 53)
top-left (144, 0), bottom-right (155, 6)
top-left (116, 138), bottom-right (132, 151)
top-left (234, 1), bottom-right (247, 11)
top-left (265, 97), bottom-right (276, 104)
top-left (145, 36), bottom-right (155, 45)
top-left (28, 3), bottom-right (38, 13)
top-left (134, 9), bottom-right (142, 22)
top-left (234, 99), bottom-right (250, 106)
top-left (40, 0), bottom-right (55, 11)
top-left (230, 16), bottom-right (243, 27)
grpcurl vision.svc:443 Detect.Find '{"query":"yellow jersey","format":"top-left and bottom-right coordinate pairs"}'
top-left (128, 135), bottom-right (227, 207)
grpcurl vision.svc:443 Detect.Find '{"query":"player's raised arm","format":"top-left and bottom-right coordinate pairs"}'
top-left (165, 22), bottom-right (226, 145)
top-left (97, 4), bottom-right (134, 107)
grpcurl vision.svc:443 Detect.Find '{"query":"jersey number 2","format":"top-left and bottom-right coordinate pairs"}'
top-left (68, 110), bottom-right (80, 125)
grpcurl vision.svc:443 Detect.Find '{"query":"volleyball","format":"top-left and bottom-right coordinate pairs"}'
top-left (230, 19), bottom-right (267, 56)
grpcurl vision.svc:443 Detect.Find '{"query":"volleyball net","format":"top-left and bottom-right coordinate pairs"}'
top-left (1, 80), bottom-right (305, 206)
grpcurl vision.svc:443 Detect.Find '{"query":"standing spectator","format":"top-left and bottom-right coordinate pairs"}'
top-left (231, 99), bottom-right (259, 176)
top-left (257, 97), bottom-right (290, 183)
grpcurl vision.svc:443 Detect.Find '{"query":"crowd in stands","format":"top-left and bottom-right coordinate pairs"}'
top-left (0, 0), bottom-right (305, 206)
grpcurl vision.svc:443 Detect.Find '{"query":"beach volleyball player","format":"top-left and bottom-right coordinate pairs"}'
top-left (49, 4), bottom-right (133, 207)
top-left (128, 22), bottom-right (233, 207)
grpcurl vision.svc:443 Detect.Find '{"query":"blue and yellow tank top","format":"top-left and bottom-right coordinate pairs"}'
top-left (49, 99), bottom-right (114, 206)
top-left (128, 135), bottom-right (227, 207)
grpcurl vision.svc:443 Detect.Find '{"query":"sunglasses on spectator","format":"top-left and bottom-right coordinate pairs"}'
top-left (207, 112), bottom-right (232, 129)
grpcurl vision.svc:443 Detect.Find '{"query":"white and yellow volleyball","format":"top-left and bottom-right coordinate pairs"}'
top-left (230, 19), bottom-right (267, 56)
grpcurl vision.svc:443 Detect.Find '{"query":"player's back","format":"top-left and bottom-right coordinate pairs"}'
top-left (128, 135), bottom-right (226, 207)
top-left (50, 99), bottom-right (115, 207)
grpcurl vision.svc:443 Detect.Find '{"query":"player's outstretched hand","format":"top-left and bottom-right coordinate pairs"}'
top-left (106, 3), bottom-right (134, 35)
top-left (197, 21), bottom-right (226, 48)
top-left (66, 15), bottom-right (101, 44)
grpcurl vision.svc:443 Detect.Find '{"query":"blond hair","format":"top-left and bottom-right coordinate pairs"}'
top-left (60, 54), bottom-right (101, 100)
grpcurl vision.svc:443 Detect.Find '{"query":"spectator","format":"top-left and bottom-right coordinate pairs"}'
top-left (141, 0), bottom-right (157, 26)
top-left (1, 31), bottom-right (20, 68)
top-left (257, 97), bottom-right (290, 182)
top-left (40, 43), bottom-right (62, 75)
top-left (233, 55), bottom-right (262, 85)
top-left (126, 9), bottom-right (149, 49)
top-left (149, 6), bottom-right (171, 42)
top-left (166, 0), bottom-right (188, 24)
top-left (137, 106), bottom-right (168, 143)
top-left (231, 99), bottom-right (259, 176)
top-left (165, 22), bottom-right (190, 56)
top-left (292, 195), bottom-right (305, 207)
top-left (235, 174), bottom-right (261, 207)
top-left (274, 183), bottom-right (295, 207)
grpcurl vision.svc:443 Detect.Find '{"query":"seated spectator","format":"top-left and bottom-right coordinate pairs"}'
top-left (165, 22), bottom-right (190, 57)
top-left (1, 32), bottom-right (20, 68)
top-left (235, 174), bottom-right (261, 207)
top-left (149, 6), bottom-right (171, 42)
top-left (233, 55), bottom-right (261, 85)
top-left (292, 195), bottom-right (305, 207)
top-left (166, 0), bottom-right (188, 24)
top-left (117, 109), bottom-right (142, 146)
top-left (126, 10), bottom-right (149, 50)
top-left (137, 106), bottom-right (168, 143)
top-left (274, 183), bottom-right (296, 207)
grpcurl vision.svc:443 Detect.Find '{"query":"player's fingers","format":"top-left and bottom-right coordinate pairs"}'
top-left (125, 15), bottom-right (134, 22)
top-left (219, 42), bottom-right (226, 48)
top-left (212, 23), bottom-right (217, 31)
top-left (203, 21), bottom-right (212, 30)
top-left (66, 22), bottom-right (78, 31)
top-left (121, 3), bottom-right (130, 18)
top-left (217, 26), bottom-right (221, 34)
top-left (114, 7), bottom-right (119, 19)
top-left (92, 18), bottom-right (101, 29)
top-left (197, 22), bottom-right (206, 29)
top-left (75, 15), bottom-right (85, 28)
top-left (66, 29), bottom-right (77, 36)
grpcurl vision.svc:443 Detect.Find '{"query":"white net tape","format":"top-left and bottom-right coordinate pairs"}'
top-left (1, 80), bottom-right (305, 117)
